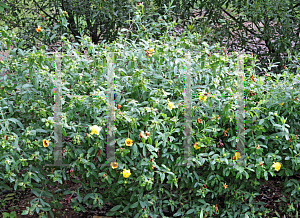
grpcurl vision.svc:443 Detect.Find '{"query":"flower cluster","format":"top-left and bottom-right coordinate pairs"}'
top-left (199, 91), bottom-right (209, 102)
top-left (145, 48), bottom-right (154, 57)
top-left (139, 131), bottom-right (150, 140)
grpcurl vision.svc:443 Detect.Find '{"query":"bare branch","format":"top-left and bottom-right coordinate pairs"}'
top-left (32, 0), bottom-right (59, 23)
top-left (219, 6), bottom-right (258, 36)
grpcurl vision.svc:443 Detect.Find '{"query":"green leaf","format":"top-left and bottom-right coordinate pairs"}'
top-left (62, 128), bottom-right (67, 136)
top-left (53, 25), bottom-right (60, 30)
top-left (14, 180), bottom-right (18, 191)
top-left (264, 171), bottom-right (268, 181)
top-left (160, 172), bottom-right (165, 183)
top-left (50, 34), bottom-right (57, 41)
top-left (32, 188), bottom-right (41, 197)
top-left (130, 202), bottom-right (139, 208)
top-left (110, 204), bottom-right (122, 211)
top-left (0, 2), bottom-right (10, 10)
top-left (139, 201), bottom-right (146, 208)
top-left (7, 118), bottom-right (24, 129)
top-left (83, 193), bottom-right (94, 202)
top-left (186, 209), bottom-right (195, 214)
top-left (132, 144), bottom-right (138, 153)
top-left (21, 210), bottom-right (29, 215)
top-left (146, 143), bottom-right (155, 151)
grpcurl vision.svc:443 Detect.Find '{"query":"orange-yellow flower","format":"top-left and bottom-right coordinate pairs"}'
top-left (110, 162), bottom-right (118, 169)
top-left (223, 183), bottom-right (228, 189)
top-left (117, 104), bottom-right (122, 109)
top-left (235, 152), bottom-right (241, 160)
top-left (194, 142), bottom-right (200, 150)
top-left (36, 26), bottom-right (42, 32)
top-left (145, 131), bottom-right (150, 136)
top-left (259, 162), bottom-right (263, 166)
top-left (197, 118), bottom-right (202, 124)
top-left (256, 144), bottom-right (260, 149)
top-left (43, 139), bottom-right (50, 147)
top-left (125, 138), bottom-right (133, 146)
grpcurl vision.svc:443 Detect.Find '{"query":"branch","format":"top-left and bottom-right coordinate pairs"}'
top-left (61, 0), bottom-right (80, 42)
top-left (32, 0), bottom-right (59, 23)
top-left (219, 6), bottom-right (258, 36)
top-left (292, 3), bottom-right (300, 10)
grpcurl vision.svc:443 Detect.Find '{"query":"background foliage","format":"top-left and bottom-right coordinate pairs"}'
top-left (1, 0), bottom-right (300, 75)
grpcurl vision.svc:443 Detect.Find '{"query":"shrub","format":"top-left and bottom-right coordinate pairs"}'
top-left (0, 5), bottom-right (300, 218)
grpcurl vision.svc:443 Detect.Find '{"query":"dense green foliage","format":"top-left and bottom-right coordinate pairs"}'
top-left (0, 1), bottom-right (300, 217)
top-left (1, 0), bottom-right (300, 76)
top-left (1, 5), bottom-right (300, 217)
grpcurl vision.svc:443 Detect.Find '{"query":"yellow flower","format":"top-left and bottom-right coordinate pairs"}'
top-left (110, 162), bottom-right (118, 169)
top-left (280, 103), bottom-right (284, 106)
top-left (199, 92), bottom-right (208, 102)
top-left (43, 139), bottom-right (50, 147)
top-left (36, 26), bottom-right (42, 32)
top-left (194, 142), bottom-right (200, 150)
top-left (168, 102), bottom-right (174, 110)
top-left (148, 48), bottom-right (154, 53)
top-left (235, 152), bottom-right (241, 160)
top-left (290, 144), bottom-right (293, 149)
top-left (90, 125), bottom-right (101, 135)
top-left (272, 162), bottom-right (281, 171)
top-left (223, 183), bottom-right (228, 189)
top-left (199, 96), bottom-right (207, 102)
top-left (125, 138), bottom-right (133, 146)
top-left (121, 169), bottom-right (131, 178)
